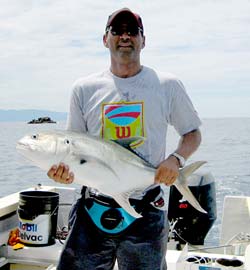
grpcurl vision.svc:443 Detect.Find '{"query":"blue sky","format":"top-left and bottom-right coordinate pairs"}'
top-left (0, 0), bottom-right (250, 118)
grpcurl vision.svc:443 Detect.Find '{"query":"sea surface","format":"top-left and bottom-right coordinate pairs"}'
top-left (0, 118), bottom-right (250, 246)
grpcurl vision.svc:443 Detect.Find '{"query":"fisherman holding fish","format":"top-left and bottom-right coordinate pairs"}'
top-left (47, 8), bottom-right (202, 270)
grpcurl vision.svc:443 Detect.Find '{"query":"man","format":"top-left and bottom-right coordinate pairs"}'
top-left (48, 8), bottom-right (202, 270)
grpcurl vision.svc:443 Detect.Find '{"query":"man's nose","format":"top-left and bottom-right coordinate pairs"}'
top-left (120, 32), bottom-right (131, 40)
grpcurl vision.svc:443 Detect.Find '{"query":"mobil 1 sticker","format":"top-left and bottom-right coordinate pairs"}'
top-left (18, 214), bottom-right (50, 245)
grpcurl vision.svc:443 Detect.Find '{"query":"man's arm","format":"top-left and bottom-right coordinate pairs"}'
top-left (154, 129), bottom-right (201, 186)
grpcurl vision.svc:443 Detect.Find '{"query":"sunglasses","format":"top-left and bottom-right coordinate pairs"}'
top-left (107, 25), bottom-right (143, 37)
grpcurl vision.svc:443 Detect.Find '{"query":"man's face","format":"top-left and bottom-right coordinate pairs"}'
top-left (103, 19), bottom-right (145, 63)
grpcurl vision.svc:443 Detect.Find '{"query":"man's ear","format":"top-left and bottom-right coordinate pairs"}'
top-left (103, 34), bottom-right (109, 48)
top-left (141, 36), bottom-right (146, 49)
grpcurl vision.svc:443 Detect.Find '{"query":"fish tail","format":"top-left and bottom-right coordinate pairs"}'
top-left (180, 161), bottom-right (207, 179)
top-left (175, 161), bottom-right (208, 214)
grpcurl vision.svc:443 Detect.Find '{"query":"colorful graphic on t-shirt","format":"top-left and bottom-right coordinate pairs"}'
top-left (101, 101), bottom-right (145, 148)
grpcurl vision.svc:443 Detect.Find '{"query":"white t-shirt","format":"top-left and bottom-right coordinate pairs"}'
top-left (67, 66), bottom-right (201, 203)
top-left (67, 66), bottom-right (201, 167)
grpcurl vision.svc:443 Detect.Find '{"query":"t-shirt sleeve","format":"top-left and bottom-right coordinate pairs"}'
top-left (66, 85), bottom-right (87, 132)
top-left (168, 79), bottom-right (201, 135)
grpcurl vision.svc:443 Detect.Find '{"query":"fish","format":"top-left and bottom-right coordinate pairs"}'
top-left (16, 130), bottom-right (207, 218)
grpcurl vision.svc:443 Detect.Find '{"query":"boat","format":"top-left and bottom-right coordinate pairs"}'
top-left (0, 172), bottom-right (250, 270)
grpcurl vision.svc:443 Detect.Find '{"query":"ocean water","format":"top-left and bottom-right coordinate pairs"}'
top-left (0, 118), bottom-right (250, 246)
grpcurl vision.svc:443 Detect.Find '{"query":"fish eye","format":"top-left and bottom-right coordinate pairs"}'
top-left (80, 159), bottom-right (86, 165)
top-left (64, 139), bottom-right (70, 144)
top-left (31, 134), bottom-right (38, 140)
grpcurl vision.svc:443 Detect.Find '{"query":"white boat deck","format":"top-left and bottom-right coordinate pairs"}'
top-left (0, 185), bottom-right (249, 269)
top-left (2, 241), bottom-right (247, 270)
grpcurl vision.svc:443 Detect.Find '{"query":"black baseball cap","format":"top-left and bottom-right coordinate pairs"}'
top-left (105, 8), bottom-right (144, 34)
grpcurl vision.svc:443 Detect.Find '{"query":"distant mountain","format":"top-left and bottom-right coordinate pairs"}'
top-left (0, 109), bottom-right (67, 122)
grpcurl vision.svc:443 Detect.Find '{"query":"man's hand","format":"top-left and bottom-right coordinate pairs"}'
top-left (155, 129), bottom-right (201, 186)
top-left (47, 163), bottom-right (74, 184)
top-left (154, 156), bottom-right (180, 186)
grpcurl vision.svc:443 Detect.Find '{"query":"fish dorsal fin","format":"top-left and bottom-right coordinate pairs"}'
top-left (113, 136), bottom-right (145, 148)
top-left (113, 137), bottom-right (156, 169)
top-left (180, 161), bottom-right (207, 179)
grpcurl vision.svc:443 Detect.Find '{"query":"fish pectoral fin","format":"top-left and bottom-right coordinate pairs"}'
top-left (180, 161), bottom-right (207, 178)
top-left (112, 194), bottom-right (142, 218)
top-left (174, 182), bottom-right (207, 214)
top-left (73, 153), bottom-right (120, 181)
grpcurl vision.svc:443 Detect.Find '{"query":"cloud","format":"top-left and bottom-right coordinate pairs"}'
top-left (0, 0), bottom-right (250, 117)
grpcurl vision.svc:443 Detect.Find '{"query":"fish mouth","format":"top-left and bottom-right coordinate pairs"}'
top-left (16, 141), bottom-right (27, 147)
top-left (16, 142), bottom-right (30, 151)
top-left (16, 142), bottom-right (42, 166)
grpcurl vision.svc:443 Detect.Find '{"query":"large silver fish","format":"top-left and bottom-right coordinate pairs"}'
top-left (16, 130), bottom-right (207, 218)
